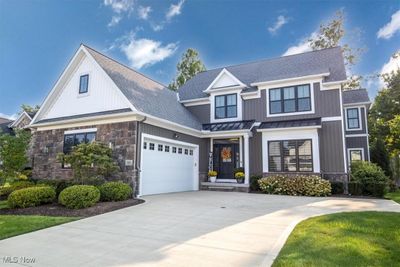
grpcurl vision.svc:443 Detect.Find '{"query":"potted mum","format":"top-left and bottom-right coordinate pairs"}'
top-left (208, 170), bottom-right (217, 183)
top-left (235, 172), bottom-right (245, 183)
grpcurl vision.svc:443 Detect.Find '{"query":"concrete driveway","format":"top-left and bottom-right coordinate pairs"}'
top-left (0, 191), bottom-right (399, 267)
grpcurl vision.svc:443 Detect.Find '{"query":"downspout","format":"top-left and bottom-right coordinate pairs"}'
top-left (134, 116), bottom-right (147, 196)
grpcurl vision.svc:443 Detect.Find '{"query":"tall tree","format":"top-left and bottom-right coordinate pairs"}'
top-left (309, 10), bottom-right (363, 89)
top-left (169, 48), bottom-right (206, 90)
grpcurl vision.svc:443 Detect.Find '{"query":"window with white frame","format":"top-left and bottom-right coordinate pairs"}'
top-left (346, 108), bottom-right (360, 130)
top-left (349, 149), bottom-right (363, 162)
top-left (268, 139), bottom-right (313, 172)
top-left (269, 84), bottom-right (311, 114)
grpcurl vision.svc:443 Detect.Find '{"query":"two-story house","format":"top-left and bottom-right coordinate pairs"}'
top-left (29, 45), bottom-right (370, 196)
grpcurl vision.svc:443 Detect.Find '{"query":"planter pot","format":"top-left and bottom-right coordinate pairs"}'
top-left (236, 178), bottom-right (244, 184)
top-left (209, 176), bottom-right (217, 183)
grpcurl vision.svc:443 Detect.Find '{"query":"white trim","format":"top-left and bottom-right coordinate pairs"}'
top-left (204, 68), bottom-right (246, 93)
top-left (343, 102), bottom-right (371, 107)
top-left (347, 148), bottom-right (365, 162)
top-left (364, 107), bottom-right (370, 161)
top-left (139, 133), bottom-right (199, 197)
top-left (339, 89), bottom-right (348, 173)
top-left (64, 128), bottom-right (97, 135)
top-left (241, 90), bottom-right (261, 100)
top-left (201, 131), bottom-right (250, 139)
top-left (257, 125), bottom-right (321, 132)
top-left (181, 98), bottom-right (210, 107)
top-left (344, 106), bottom-right (362, 131)
top-left (321, 116), bottom-right (342, 122)
top-left (261, 128), bottom-right (320, 173)
top-left (9, 111), bottom-right (32, 128)
top-left (243, 133), bottom-right (250, 184)
top-left (321, 80), bottom-right (347, 90)
top-left (265, 82), bottom-right (315, 118)
top-left (250, 73), bottom-right (330, 87)
top-left (210, 90), bottom-right (243, 123)
top-left (345, 133), bottom-right (368, 137)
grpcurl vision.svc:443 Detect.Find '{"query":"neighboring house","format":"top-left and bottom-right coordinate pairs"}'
top-left (29, 44), bottom-right (370, 196)
top-left (0, 117), bottom-right (14, 135)
top-left (9, 111), bottom-right (36, 130)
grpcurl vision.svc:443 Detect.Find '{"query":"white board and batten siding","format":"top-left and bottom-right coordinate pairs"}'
top-left (140, 134), bottom-right (199, 196)
top-left (42, 54), bottom-right (130, 121)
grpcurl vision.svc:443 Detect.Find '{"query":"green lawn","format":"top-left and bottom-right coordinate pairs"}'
top-left (273, 212), bottom-right (400, 267)
top-left (0, 215), bottom-right (78, 240)
top-left (385, 190), bottom-right (400, 204)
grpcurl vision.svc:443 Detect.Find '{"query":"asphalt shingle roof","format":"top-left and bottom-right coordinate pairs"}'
top-left (342, 89), bottom-right (370, 105)
top-left (85, 45), bottom-right (202, 130)
top-left (179, 47), bottom-right (347, 101)
top-left (0, 118), bottom-right (13, 135)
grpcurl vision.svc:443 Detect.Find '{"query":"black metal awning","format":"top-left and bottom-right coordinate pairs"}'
top-left (202, 120), bottom-right (255, 132)
top-left (258, 118), bottom-right (321, 129)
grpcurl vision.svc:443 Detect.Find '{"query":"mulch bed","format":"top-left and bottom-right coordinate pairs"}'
top-left (0, 198), bottom-right (144, 217)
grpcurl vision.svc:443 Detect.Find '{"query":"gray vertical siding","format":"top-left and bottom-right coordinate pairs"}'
top-left (186, 104), bottom-right (210, 124)
top-left (243, 82), bottom-right (341, 122)
top-left (249, 130), bottom-right (263, 175)
top-left (344, 106), bottom-right (367, 135)
top-left (319, 121), bottom-right (346, 173)
top-left (139, 123), bottom-right (209, 172)
top-left (346, 136), bottom-right (370, 161)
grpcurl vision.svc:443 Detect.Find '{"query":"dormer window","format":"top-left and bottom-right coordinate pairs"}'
top-left (215, 94), bottom-right (237, 119)
top-left (79, 74), bottom-right (89, 94)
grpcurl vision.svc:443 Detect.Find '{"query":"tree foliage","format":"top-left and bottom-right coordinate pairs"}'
top-left (370, 138), bottom-right (392, 178)
top-left (386, 115), bottom-right (400, 156)
top-left (20, 104), bottom-right (40, 114)
top-left (57, 142), bottom-right (119, 183)
top-left (0, 129), bottom-right (31, 184)
top-left (169, 48), bottom-right (206, 90)
top-left (309, 10), bottom-right (363, 89)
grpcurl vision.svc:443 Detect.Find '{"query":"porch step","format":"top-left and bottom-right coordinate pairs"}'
top-left (200, 182), bottom-right (249, 193)
top-left (207, 186), bottom-right (235, 192)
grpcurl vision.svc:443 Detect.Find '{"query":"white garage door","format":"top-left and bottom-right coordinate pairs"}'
top-left (140, 135), bottom-right (199, 196)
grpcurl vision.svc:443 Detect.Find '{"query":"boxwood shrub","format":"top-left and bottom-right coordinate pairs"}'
top-left (99, 182), bottom-right (132, 201)
top-left (0, 181), bottom-right (35, 198)
top-left (250, 175), bottom-right (263, 191)
top-left (350, 161), bottom-right (389, 197)
top-left (258, 175), bottom-right (331, 197)
top-left (331, 181), bottom-right (345, 195)
top-left (8, 186), bottom-right (56, 208)
top-left (36, 179), bottom-right (76, 197)
top-left (59, 185), bottom-right (100, 209)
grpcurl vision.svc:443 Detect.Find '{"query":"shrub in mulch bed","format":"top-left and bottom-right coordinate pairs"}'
top-left (0, 181), bottom-right (35, 199)
top-left (0, 198), bottom-right (144, 217)
top-left (59, 185), bottom-right (100, 209)
top-left (8, 186), bottom-right (56, 209)
top-left (99, 182), bottom-right (132, 201)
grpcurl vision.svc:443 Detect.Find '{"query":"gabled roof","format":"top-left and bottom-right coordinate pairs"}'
top-left (179, 47), bottom-right (347, 101)
top-left (0, 118), bottom-right (13, 135)
top-left (342, 89), bottom-right (370, 105)
top-left (84, 46), bottom-right (202, 130)
top-left (9, 111), bottom-right (35, 128)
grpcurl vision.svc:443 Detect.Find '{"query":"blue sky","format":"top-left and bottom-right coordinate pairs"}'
top-left (0, 0), bottom-right (399, 119)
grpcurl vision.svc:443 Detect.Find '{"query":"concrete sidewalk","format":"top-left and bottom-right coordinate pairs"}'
top-left (0, 191), bottom-right (399, 267)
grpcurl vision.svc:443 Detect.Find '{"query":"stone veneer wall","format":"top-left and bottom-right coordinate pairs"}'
top-left (31, 121), bottom-right (138, 192)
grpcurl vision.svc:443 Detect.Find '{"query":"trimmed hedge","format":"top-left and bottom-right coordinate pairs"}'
top-left (0, 181), bottom-right (35, 198)
top-left (8, 186), bottom-right (56, 208)
top-left (350, 161), bottom-right (389, 197)
top-left (36, 179), bottom-right (76, 197)
top-left (99, 182), bottom-right (132, 201)
top-left (258, 175), bottom-right (331, 197)
top-left (331, 182), bottom-right (345, 195)
top-left (59, 185), bottom-right (100, 209)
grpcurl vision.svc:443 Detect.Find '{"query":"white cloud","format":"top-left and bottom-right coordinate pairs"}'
top-left (268, 15), bottom-right (288, 34)
top-left (151, 23), bottom-right (164, 32)
top-left (0, 113), bottom-right (17, 120)
top-left (104, 0), bottom-right (134, 27)
top-left (138, 6), bottom-right (152, 20)
top-left (379, 50), bottom-right (400, 85)
top-left (121, 38), bottom-right (178, 69)
top-left (166, 0), bottom-right (185, 20)
top-left (377, 10), bottom-right (400, 39)
top-left (282, 32), bottom-right (317, 56)
top-left (108, 15), bottom-right (122, 27)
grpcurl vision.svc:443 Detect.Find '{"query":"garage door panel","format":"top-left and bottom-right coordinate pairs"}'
top-left (141, 137), bottom-right (197, 196)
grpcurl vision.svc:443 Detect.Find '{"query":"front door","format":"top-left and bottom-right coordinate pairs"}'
top-left (213, 143), bottom-right (239, 179)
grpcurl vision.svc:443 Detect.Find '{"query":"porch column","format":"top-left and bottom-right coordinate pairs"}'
top-left (244, 133), bottom-right (250, 184)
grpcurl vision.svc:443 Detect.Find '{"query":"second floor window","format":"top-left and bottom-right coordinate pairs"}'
top-left (215, 94), bottom-right (237, 119)
top-left (79, 74), bottom-right (89, 94)
top-left (269, 84), bottom-right (311, 114)
top-left (346, 108), bottom-right (360, 129)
